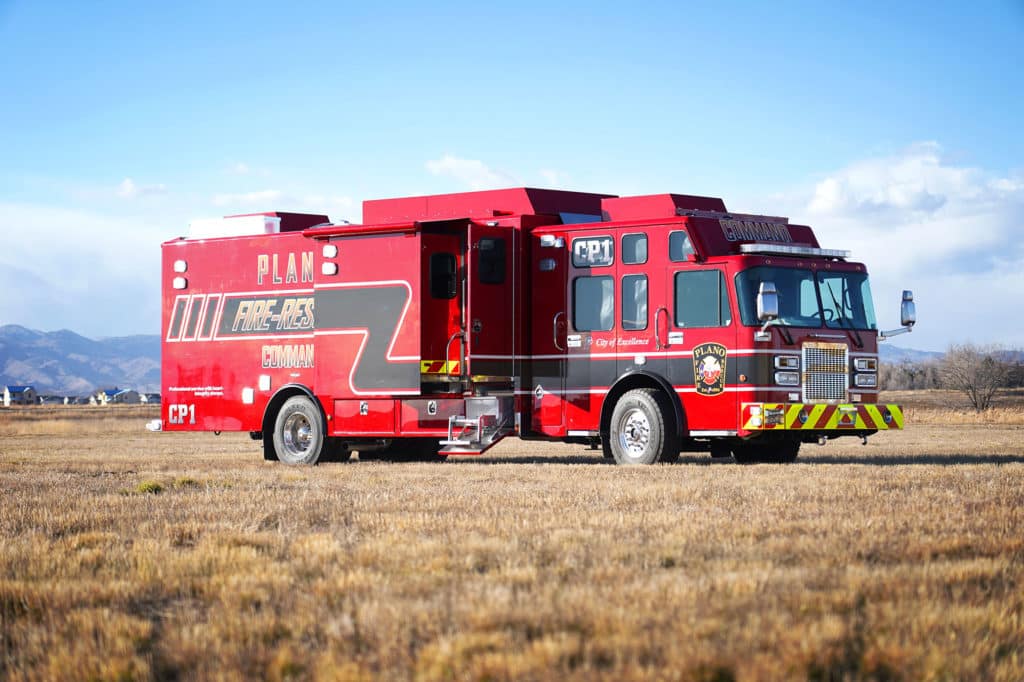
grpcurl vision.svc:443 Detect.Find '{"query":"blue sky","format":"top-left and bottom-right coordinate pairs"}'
top-left (1, 0), bottom-right (1022, 351)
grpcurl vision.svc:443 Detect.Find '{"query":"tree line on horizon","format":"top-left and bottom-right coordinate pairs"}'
top-left (881, 343), bottom-right (1024, 411)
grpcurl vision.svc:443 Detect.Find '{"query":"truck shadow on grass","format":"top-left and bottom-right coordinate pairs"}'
top-left (445, 453), bottom-right (1024, 466)
top-left (447, 454), bottom-right (727, 466)
top-left (796, 453), bottom-right (1024, 466)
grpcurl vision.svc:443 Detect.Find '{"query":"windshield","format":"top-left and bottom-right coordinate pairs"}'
top-left (735, 266), bottom-right (877, 330)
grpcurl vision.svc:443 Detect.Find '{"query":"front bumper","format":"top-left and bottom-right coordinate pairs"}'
top-left (741, 403), bottom-right (904, 431)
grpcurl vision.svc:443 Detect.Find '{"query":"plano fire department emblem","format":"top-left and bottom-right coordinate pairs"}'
top-left (693, 342), bottom-right (728, 396)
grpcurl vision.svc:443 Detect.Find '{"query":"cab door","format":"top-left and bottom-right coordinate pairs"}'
top-left (664, 229), bottom-right (738, 432)
top-left (528, 231), bottom-right (568, 435)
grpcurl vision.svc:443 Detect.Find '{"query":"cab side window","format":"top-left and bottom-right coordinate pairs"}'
top-left (669, 231), bottom-right (695, 261)
top-left (674, 270), bottom-right (731, 327)
top-left (573, 276), bottom-right (614, 331)
top-left (622, 233), bottom-right (647, 265)
top-left (621, 275), bottom-right (648, 330)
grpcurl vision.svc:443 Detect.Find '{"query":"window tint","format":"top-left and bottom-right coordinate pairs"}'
top-left (478, 237), bottom-right (506, 284)
top-left (573, 276), bottom-right (614, 331)
top-left (622, 233), bottom-right (647, 265)
top-left (669, 231), bottom-right (695, 262)
top-left (817, 271), bottom-right (878, 330)
top-left (622, 275), bottom-right (648, 330)
top-left (733, 266), bottom-right (876, 330)
top-left (429, 252), bottom-right (457, 299)
top-left (734, 266), bottom-right (819, 327)
top-left (674, 270), bottom-right (731, 327)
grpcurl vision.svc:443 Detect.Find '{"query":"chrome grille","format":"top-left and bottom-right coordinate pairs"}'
top-left (802, 342), bottom-right (848, 402)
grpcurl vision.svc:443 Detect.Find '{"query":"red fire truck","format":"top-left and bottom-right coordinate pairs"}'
top-left (157, 188), bottom-right (915, 465)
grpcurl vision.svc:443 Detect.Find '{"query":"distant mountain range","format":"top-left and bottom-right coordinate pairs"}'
top-left (878, 345), bottom-right (944, 363)
top-left (0, 325), bottom-right (159, 395)
top-left (1, 323), bottom-right (1018, 397)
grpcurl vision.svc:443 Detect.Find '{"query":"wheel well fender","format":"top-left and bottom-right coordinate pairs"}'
top-left (261, 384), bottom-right (327, 460)
top-left (600, 371), bottom-right (685, 439)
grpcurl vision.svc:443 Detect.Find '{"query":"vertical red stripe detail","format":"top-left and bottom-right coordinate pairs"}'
top-left (857, 405), bottom-right (874, 429)
top-left (814, 405), bottom-right (837, 429)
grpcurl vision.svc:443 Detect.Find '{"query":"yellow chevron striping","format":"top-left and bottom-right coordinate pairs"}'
top-left (887, 404), bottom-right (904, 429)
top-left (864, 404), bottom-right (884, 430)
top-left (741, 403), bottom-right (906, 431)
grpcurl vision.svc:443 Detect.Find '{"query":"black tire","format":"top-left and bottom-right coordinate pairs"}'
top-left (272, 396), bottom-right (325, 465)
top-left (608, 388), bottom-right (679, 465)
top-left (361, 438), bottom-right (447, 462)
top-left (732, 439), bottom-right (800, 464)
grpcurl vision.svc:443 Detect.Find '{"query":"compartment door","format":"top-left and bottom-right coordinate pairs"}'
top-left (466, 224), bottom-right (515, 379)
top-left (420, 231), bottom-right (465, 379)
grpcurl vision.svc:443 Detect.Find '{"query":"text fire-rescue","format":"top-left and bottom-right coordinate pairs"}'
top-left (257, 252), bottom-right (314, 285)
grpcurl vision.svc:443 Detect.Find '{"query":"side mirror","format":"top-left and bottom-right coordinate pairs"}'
top-left (757, 281), bottom-right (779, 322)
top-left (900, 290), bottom-right (916, 327)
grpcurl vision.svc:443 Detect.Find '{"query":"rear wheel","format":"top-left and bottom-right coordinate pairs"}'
top-left (272, 396), bottom-right (324, 465)
top-left (732, 439), bottom-right (800, 464)
top-left (608, 389), bottom-right (679, 465)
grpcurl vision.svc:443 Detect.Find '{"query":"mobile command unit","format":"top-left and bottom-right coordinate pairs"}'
top-left (155, 188), bottom-right (916, 465)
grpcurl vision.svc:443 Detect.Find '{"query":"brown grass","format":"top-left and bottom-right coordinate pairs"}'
top-left (1, 395), bottom-right (1023, 680)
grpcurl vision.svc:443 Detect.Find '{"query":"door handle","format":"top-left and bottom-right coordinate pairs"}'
top-left (553, 311), bottom-right (566, 351)
top-left (655, 307), bottom-right (668, 350)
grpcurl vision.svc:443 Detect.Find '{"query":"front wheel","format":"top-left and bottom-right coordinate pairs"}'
top-left (272, 396), bottom-right (325, 465)
top-left (608, 389), bottom-right (679, 465)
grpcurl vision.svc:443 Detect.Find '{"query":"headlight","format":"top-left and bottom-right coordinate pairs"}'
top-left (774, 355), bottom-right (800, 370)
top-left (854, 357), bottom-right (877, 372)
top-left (775, 371), bottom-right (800, 386)
top-left (854, 373), bottom-right (877, 388)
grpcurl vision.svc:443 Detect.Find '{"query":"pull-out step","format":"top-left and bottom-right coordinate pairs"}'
top-left (440, 396), bottom-right (513, 455)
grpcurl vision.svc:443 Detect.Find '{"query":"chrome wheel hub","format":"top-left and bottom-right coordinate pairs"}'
top-left (282, 412), bottom-right (313, 457)
top-left (618, 408), bottom-right (651, 457)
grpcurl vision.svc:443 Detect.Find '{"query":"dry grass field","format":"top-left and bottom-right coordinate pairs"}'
top-left (1, 394), bottom-right (1023, 681)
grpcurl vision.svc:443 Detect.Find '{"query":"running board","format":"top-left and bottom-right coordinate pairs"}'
top-left (440, 396), bottom-right (513, 455)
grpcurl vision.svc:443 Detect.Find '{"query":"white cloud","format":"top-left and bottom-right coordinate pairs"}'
top-left (116, 177), bottom-right (167, 199)
top-left (767, 143), bottom-right (1024, 350)
top-left (425, 154), bottom-right (517, 190)
top-left (0, 202), bottom-right (173, 337)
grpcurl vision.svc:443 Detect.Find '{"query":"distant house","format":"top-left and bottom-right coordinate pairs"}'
top-left (109, 389), bottom-right (141, 405)
top-left (37, 395), bottom-right (64, 406)
top-left (3, 385), bottom-right (38, 407)
top-left (93, 387), bottom-right (119, 405)
top-left (142, 393), bottom-right (161, 405)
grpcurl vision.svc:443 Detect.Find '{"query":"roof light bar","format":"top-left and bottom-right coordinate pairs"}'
top-left (739, 243), bottom-right (850, 258)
